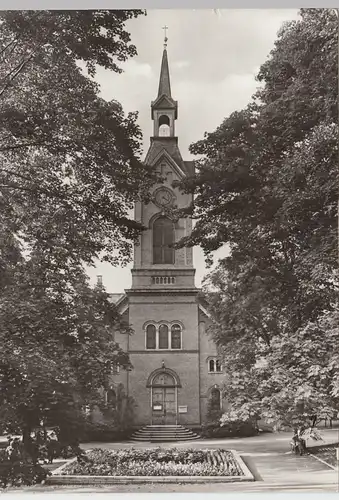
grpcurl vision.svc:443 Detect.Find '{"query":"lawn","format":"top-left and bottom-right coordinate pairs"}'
top-left (61, 448), bottom-right (243, 477)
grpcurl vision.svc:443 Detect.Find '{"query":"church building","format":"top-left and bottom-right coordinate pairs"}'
top-left (109, 39), bottom-right (224, 429)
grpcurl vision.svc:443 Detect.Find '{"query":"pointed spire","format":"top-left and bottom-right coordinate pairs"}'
top-left (158, 26), bottom-right (171, 98)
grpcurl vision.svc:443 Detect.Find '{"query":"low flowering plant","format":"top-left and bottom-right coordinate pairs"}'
top-left (62, 447), bottom-right (243, 477)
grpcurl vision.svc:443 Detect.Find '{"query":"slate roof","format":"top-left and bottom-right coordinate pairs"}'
top-left (108, 293), bottom-right (125, 305)
top-left (158, 48), bottom-right (171, 98)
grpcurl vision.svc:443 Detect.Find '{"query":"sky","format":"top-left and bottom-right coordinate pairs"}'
top-left (87, 8), bottom-right (300, 293)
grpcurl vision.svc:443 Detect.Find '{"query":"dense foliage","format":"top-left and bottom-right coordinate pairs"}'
top-left (176, 9), bottom-right (338, 429)
top-left (0, 10), bottom-right (154, 269)
top-left (0, 271), bottom-right (132, 440)
top-left (83, 383), bottom-right (137, 441)
top-left (202, 421), bottom-right (257, 439)
top-left (0, 10), bottom-right (152, 461)
top-left (0, 437), bottom-right (50, 488)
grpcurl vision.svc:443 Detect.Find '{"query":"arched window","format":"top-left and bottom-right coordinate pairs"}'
top-left (106, 388), bottom-right (117, 409)
top-left (153, 217), bottom-right (175, 264)
top-left (171, 324), bottom-right (181, 349)
top-left (146, 324), bottom-right (156, 349)
top-left (208, 358), bottom-right (222, 373)
top-left (159, 114), bottom-right (170, 136)
top-left (159, 324), bottom-right (169, 349)
top-left (211, 387), bottom-right (221, 410)
top-left (144, 322), bottom-right (183, 350)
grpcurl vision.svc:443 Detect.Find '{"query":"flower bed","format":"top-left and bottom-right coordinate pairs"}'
top-left (61, 448), bottom-right (243, 477)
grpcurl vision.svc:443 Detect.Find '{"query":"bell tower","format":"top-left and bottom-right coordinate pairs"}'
top-left (119, 30), bottom-right (207, 430)
top-left (130, 30), bottom-right (196, 292)
top-left (151, 29), bottom-right (178, 138)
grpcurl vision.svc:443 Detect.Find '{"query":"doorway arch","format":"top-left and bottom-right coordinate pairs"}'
top-left (147, 368), bottom-right (181, 425)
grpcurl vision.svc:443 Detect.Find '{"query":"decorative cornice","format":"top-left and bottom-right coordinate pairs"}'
top-left (131, 268), bottom-right (196, 275)
top-left (126, 288), bottom-right (199, 296)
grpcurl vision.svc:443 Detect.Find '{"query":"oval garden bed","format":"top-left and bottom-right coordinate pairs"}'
top-left (47, 447), bottom-right (254, 484)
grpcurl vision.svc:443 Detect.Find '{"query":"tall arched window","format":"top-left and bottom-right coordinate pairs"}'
top-left (144, 322), bottom-right (183, 350)
top-left (153, 217), bottom-right (175, 264)
top-left (211, 387), bottom-right (221, 411)
top-left (159, 324), bottom-right (169, 349)
top-left (106, 388), bottom-right (117, 409)
top-left (146, 324), bottom-right (156, 349)
top-left (171, 324), bottom-right (181, 349)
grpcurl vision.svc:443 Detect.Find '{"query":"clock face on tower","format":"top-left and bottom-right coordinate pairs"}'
top-left (154, 188), bottom-right (174, 208)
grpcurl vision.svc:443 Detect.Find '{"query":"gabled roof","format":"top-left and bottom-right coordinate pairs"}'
top-left (109, 293), bottom-right (125, 305)
top-left (108, 293), bottom-right (128, 313)
top-left (145, 137), bottom-right (194, 178)
top-left (198, 303), bottom-right (212, 319)
top-left (145, 144), bottom-right (186, 179)
top-left (152, 94), bottom-right (177, 110)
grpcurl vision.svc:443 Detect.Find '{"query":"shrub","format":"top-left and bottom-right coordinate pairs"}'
top-left (80, 384), bottom-right (136, 442)
top-left (81, 421), bottom-right (131, 442)
top-left (201, 420), bottom-right (258, 439)
top-left (202, 396), bottom-right (258, 438)
top-left (0, 441), bottom-right (50, 488)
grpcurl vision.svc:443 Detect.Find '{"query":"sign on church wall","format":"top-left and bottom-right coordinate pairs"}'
top-left (178, 406), bottom-right (188, 413)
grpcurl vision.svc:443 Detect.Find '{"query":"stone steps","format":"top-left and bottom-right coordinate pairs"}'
top-left (130, 425), bottom-right (200, 442)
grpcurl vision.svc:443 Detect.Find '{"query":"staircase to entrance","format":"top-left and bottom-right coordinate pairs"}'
top-left (130, 425), bottom-right (200, 442)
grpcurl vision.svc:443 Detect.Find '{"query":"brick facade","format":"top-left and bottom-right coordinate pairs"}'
top-left (106, 45), bottom-right (224, 428)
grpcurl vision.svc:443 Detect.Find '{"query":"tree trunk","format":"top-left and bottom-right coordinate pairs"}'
top-left (22, 426), bottom-right (38, 464)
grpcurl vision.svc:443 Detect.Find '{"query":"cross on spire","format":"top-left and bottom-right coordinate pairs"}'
top-left (162, 25), bottom-right (168, 48)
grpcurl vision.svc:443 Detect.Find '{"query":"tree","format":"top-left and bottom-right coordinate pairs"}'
top-left (0, 10), bottom-right (155, 268)
top-left (0, 10), bottom-right (154, 456)
top-left (0, 258), bottom-right (132, 442)
top-left (176, 9), bottom-right (338, 429)
top-left (219, 306), bottom-right (339, 431)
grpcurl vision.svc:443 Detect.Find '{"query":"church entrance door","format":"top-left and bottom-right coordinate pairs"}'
top-left (151, 372), bottom-right (177, 425)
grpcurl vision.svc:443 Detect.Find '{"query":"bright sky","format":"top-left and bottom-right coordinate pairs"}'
top-left (87, 8), bottom-right (300, 293)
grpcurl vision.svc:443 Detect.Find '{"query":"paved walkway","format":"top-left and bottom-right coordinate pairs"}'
top-left (78, 430), bottom-right (339, 491)
top-left (3, 429), bottom-right (339, 493)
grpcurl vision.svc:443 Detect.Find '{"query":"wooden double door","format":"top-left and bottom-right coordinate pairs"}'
top-left (152, 386), bottom-right (177, 425)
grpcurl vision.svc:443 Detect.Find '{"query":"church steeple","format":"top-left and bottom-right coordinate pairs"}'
top-left (151, 29), bottom-right (178, 137)
top-left (132, 28), bottom-right (195, 283)
top-left (158, 25), bottom-right (171, 98)
top-left (157, 48), bottom-right (171, 98)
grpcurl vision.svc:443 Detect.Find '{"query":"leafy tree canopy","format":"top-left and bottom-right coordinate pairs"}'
top-left (176, 9), bottom-right (338, 429)
top-left (0, 9), bottom-right (154, 269)
top-left (0, 10), bottom-right (151, 444)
